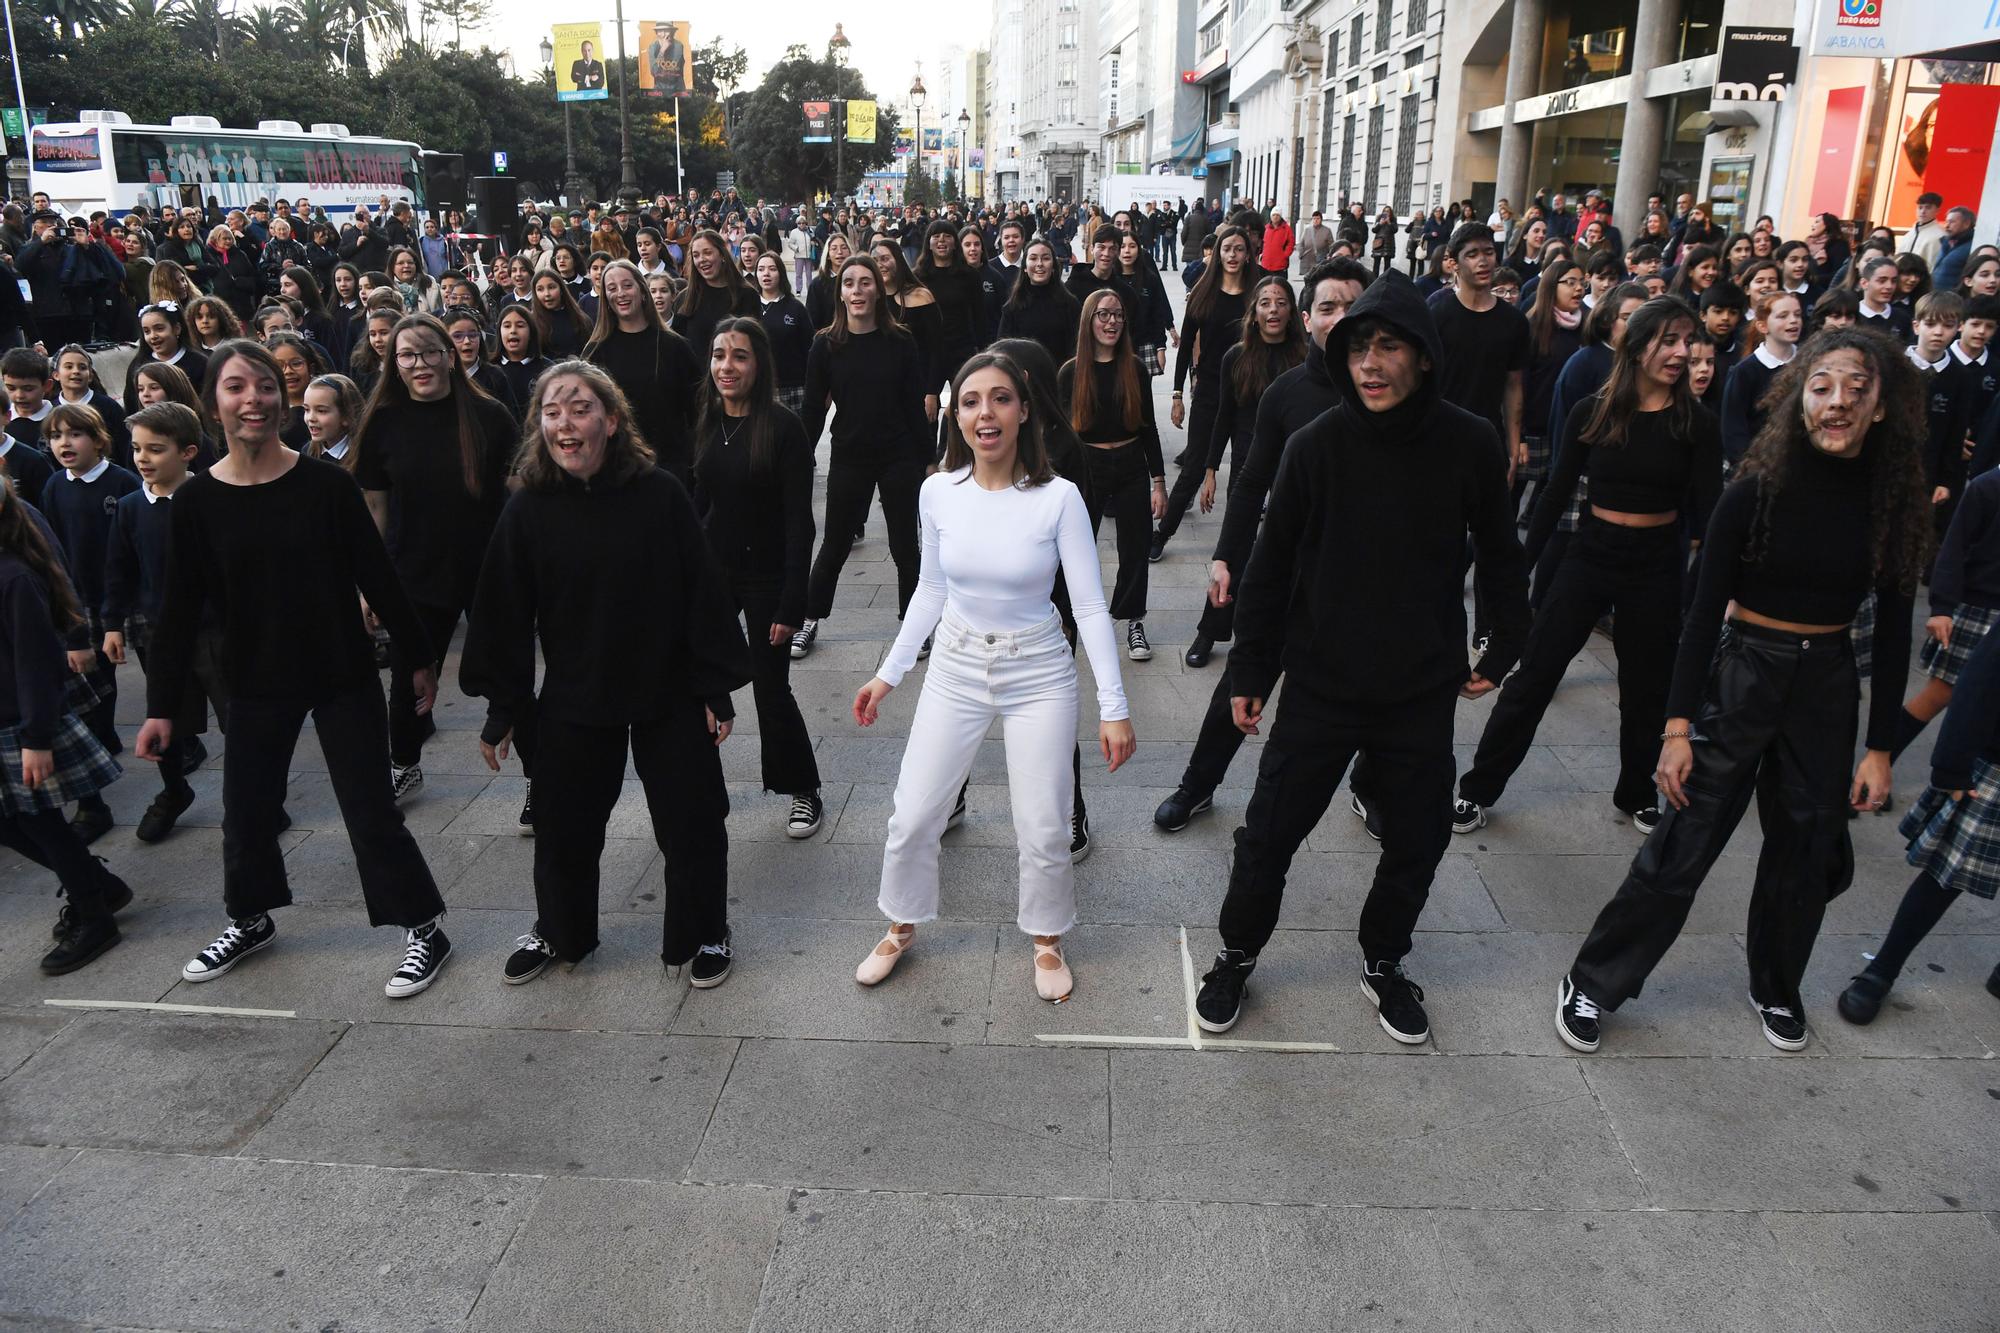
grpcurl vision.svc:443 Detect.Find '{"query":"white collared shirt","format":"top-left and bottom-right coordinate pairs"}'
top-left (161, 347), bottom-right (186, 366)
top-left (1754, 343), bottom-right (1794, 371)
top-left (1907, 345), bottom-right (1950, 373)
top-left (1951, 342), bottom-right (1989, 369)
top-left (322, 436), bottom-right (349, 461)
top-left (66, 457), bottom-right (111, 483)
top-left (9, 399), bottom-right (52, 423)
top-left (1861, 299), bottom-right (1894, 320)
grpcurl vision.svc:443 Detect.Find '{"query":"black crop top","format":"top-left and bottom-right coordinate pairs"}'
top-left (1525, 400), bottom-right (1723, 563)
top-left (1057, 357), bottom-right (1165, 477)
top-left (1669, 449), bottom-right (1913, 750)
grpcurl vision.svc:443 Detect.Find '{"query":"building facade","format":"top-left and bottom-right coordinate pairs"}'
top-left (1017, 0), bottom-right (1103, 200)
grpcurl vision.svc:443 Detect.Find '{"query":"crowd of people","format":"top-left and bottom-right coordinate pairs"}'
top-left (0, 176), bottom-right (1994, 1058)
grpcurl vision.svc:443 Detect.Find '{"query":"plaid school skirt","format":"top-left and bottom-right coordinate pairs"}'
top-left (778, 385), bottom-right (806, 415)
top-left (1850, 592), bottom-right (1876, 678)
top-left (1521, 435), bottom-right (1549, 483)
top-left (0, 712), bottom-right (121, 817)
top-left (1135, 343), bottom-right (1162, 377)
top-left (1901, 759), bottom-right (2000, 900)
top-left (1920, 603), bottom-right (2000, 685)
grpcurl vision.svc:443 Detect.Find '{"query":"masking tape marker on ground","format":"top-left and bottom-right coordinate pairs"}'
top-left (1034, 1032), bottom-right (1339, 1053)
top-left (45, 998), bottom-right (298, 1019)
top-left (1179, 923), bottom-right (1203, 1051)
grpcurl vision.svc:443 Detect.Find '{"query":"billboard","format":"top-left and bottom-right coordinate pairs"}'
top-left (640, 21), bottom-right (691, 98)
top-left (847, 99), bottom-right (877, 144)
top-left (803, 101), bottom-right (833, 143)
top-left (553, 23), bottom-right (609, 102)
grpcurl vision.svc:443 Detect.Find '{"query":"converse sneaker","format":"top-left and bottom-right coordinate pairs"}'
top-left (1752, 994), bottom-right (1808, 1051)
top-left (787, 791), bottom-right (824, 839)
top-left (1556, 974), bottom-right (1602, 1052)
top-left (1195, 949), bottom-right (1256, 1032)
top-left (390, 763), bottom-right (424, 804)
top-left (1153, 785), bottom-right (1213, 832)
top-left (688, 935), bottom-right (733, 989)
top-left (517, 780), bottom-right (535, 836)
top-left (1350, 793), bottom-right (1383, 841)
top-left (1451, 798), bottom-right (1487, 834)
top-left (1361, 960), bottom-right (1430, 1044)
top-left (789, 619), bottom-right (820, 659)
top-left (503, 931), bottom-right (558, 984)
top-left (1624, 804), bottom-right (1661, 836)
top-left (945, 786), bottom-right (968, 832)
top-left (384, 921), bottom-right (450, 999)
top-left (181, 913), bottom-right (277, 982)
top-left (1070, 812), bottom-right (1091, 864)
top-left (1126, 620), bottom-right (1153, 661)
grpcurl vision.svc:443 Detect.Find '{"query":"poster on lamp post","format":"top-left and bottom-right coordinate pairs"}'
top-left (803, 101), bottom-right (833, 143)
top-left (847, 99), bottom-right (877, 144)
top-left (640, 21), bottom-right (691, 98)
top-left (553, 23), bottom-right (609, 102)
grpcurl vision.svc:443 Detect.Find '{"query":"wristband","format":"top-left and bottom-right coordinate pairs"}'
top-left (1661, 730), bottom-right (1693, 741)
top-left (1171, 390), bottom-right (1183, 398)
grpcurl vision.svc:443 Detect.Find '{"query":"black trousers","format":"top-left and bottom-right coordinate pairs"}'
top-left (1158, 383), bottom-right (1219, 541)
top-left (0, 808), bottom-right (120, 916)
top-left (808, 454), bottom-right (923, 621)
top-left (532, 703), bottom-right (729, 965)
top-left (732, 576), bottom-right (821, 795)
top-left (1531, 528), bottom-right (1571, 612)
top-left (1160, 232), bottom-right (1177, 267)
top-left (388, 599), bottom-right (469, 769)
top-left (1082, 441), bottom-right (1153, 621)
top-left (1217, 686), bottom-right (1456, 960)
top-left (221, 684), bottom-right (444, 927)
top-left (1461, 519), bottom-right (1680, 815)
top-left (1571, 622), bottom-right (1859, 1014)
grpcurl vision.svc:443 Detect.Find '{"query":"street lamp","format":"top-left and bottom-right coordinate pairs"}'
top-left (540, 35), bottom-right (583, 208)
top-left (909, 72), bottom-right (925, 206)
top-left (610, 0), bottom-right (638, 202)
top-left (828, 25), bottom-right (851, 204)
top-left (957, 108), bottom-right (970, 203)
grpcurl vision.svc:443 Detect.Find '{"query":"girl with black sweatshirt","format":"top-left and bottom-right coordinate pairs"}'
top-left (1555, 328), bottom-right (1933, 1055)
top-left (460, 360), bottom-right (750, 988)
top-left (805, 232), bottom-right (852, 332)
top-left (751, 253), bottom-right (813, 414)
top-left (1458, 299), bottom-right (1722, 835)
top-left (355, 313), bottom-right (521, 802)
top-left (695, 317), bottom-right (822, 836)
top-left (1720, 289), bottom-right (1803, 470)
top-left (870, 239), bottom-right (943, 426)
top-left (138, 339), bottom-right (453, 1000)
top-left (672, 229), bottom-right (759, 366)
top-left (530, 271), bottom-right (591, 360)
top-left (1519, 259), bottom-right (1587, 507)
top-left (788, 256), bottom-right (930, 660)
top-left (123, 302), bottom-right (208, 415)
top-left (443, 306), bottom-right (521, 420)
top-left (996, 238), bottom-right (1081, 368)
top-left (913, 220), bottom-right (983, 392)
top-left (1159, 224), bottom-right (1253, 555)
top-left (584, 259), bottom-right (702, 481)
top-left (1117, 231), bottom-right (1177, 379)
top-left (494, 303), bottom-right (553, 409)
top-left (1058, 288), bottom-right (1166, 664)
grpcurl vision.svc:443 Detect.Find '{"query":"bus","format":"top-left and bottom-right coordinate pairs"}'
top-left (29, 111), bottom-right (425, 220)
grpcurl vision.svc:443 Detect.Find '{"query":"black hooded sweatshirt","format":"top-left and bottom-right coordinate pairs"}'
top-left (1228, 272), bottom-right (1530, 709)
top-left (1212, 337), bottom-right (1343, 576)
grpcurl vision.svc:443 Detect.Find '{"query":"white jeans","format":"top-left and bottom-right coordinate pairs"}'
top-left (878, 608), bottom-right (1079, 936)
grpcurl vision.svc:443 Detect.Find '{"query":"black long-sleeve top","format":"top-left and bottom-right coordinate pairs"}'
top-left (1212, 342), bottom-right (1343, 575)
top-left (892, 293), bottom-right (945, 389)
top-left (147, 457), bottom-right (432, 714)
top-left (353, 392), bottom-right (521, 609)
top-left (1720, 347), bottom-right (1789, 467)
top-left (1120, 259), bottom-right (1175, 349)
top-left (1930, 614), bottom-right (2000, 792)
top-left (1174, 286), bottom-right (1249, 393)
top-left (122, 349), bottom-right (210, 415)
top-left (1055, 357), bottom-right (1164, 477)
top-left (693, 407), bottom-right (816, 626)
top-left (1206, 343), bottom-right (1304, 470)
top-left (1913, 353), bottom-right (1974, 497)
top-left (997, 287), bottom-right (1082, 368)
top-left (920, 263), bottom-right (983, 360)
top-left (0, 554), bottom-right (69, 749)
top-left (801, 328), bottom-right (929, 464)
top-left (42, 463), bottom-right (143, 610)
top-left (460, 466), bottom-right (751, 742)
top-left (1523, 324), bottom-right (1582, 446)
top-left (758, 296), bottom-right (814, 390)
top-left (1930, 469), bottom-right (2000, 616)
top-left (1671, 456), bottom-right (1913, 751)
top-left (1525, 400), bottom-right (1723, 563)
top-left (585, 325), bottom-right (701, 480)
top-left (805, 274), bottom-right (840, 333)
top-left (978, 258), bottom-right (1017, 345)
top-left (497, 355), bottom-right (551, 412)
top-left (101, 487), bottom-right (173, 630)
top-left (672, 282), bottom-right (759, 369)
top-left (0, 438), bottom-right (53, 503)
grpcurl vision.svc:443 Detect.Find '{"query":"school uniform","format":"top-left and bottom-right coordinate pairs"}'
top-left (42, 458), bottom-right (142, 754)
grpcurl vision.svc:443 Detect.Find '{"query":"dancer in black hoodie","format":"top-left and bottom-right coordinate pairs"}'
top-left (1193, 273), bottom-right (1529, 1043)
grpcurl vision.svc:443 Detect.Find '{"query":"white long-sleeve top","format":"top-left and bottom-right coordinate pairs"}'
top-left (879, 467), bottom-right (1130, 721)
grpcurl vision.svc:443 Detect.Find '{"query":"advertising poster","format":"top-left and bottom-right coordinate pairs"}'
top-left (554, 23), bottom-right (609, 103)
top-left (640, 21), bottom-right (691, 98)
top-left (1881, 89), bottom-right (1937, 231)
top-left (803, 101), bottom-right (832, 143)
top-left (847, 99), bottom-right (877, 144)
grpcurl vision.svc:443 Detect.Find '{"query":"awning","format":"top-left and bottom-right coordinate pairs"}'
top-left (1203, 146), bottom-right (1235, 165)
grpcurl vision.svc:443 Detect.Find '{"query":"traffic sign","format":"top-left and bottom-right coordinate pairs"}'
top-left (2, 108), bottom-right (47, 139)
top-left (492, 151), bottom-right (509, 174)
top-left (716, 171), bottom-right (736, 190)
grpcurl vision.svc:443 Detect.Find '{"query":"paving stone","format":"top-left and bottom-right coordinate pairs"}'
top-left (0, 1150), bottom-right (531, 1331)
top-left (1801, 935), bottom-right (1993, 1058)
top-left (1179, 924), bottom-right (1441, 1051)
top-left (245, 1022), bottom-right (738, 1179)
top-left (457, 830), bottom-right (653, 912)
top-left (0, 1011), bottom-right (345, 1153)
top-left (467, 1179), bottom-right (786, 1332)
top-left (277, 828), bottom-right (489, 906)
top-left (0, 895), bottom-right (233, 1010)
top-left (982, 923), bottom-right (1193, 1047)
top-left (0, 1011), bottom-right (71, 1081)
top-left (0, 1144), bottom-right (75, 1229)
top-left (1764, 1211), bottom-right (2000, 1333)
top-left (692, 1039), bottom-right (1111, 1195)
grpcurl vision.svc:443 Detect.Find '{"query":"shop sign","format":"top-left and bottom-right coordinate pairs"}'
top-left (1715, 26), bottom-right (1798, 101)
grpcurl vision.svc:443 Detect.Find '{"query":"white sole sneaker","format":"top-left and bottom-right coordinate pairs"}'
top-left (180, 932), bottom-right (274, 983)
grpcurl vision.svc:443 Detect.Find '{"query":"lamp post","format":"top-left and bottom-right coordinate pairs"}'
top-left (957, 108), bottom-right (969, 204)
top-left (540, 36), bottom-right (583, 208)
top-left (909, 72), bottom-right (925, 207)
top-left (610, 0), bottom-right (638, 202)
top-left (829, 24), bottom-right (850, 204)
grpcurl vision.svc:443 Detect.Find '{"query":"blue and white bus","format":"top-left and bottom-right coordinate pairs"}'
top-left (30, 111), bottom-right (425, 219)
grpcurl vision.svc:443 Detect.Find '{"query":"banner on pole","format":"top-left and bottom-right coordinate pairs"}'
top-left (803, 101), bottom-right (833, 143)
top-left (640, 21), bottom-right (692, 98)
top-left (553, 23), bottom-right (609, 102)
top-left (847, 99), bottom-right (877, 144)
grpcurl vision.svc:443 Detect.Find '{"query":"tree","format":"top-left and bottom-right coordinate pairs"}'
top-left (29, 0), bottom-right (120, 40)
top-left (730, 45), bottom-right (899, 202)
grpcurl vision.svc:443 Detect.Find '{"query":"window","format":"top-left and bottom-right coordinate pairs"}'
top-left (1404, 48), bottom-right (1423, 69)
top-left (1057, 96), bottom-right (1076, 120)
top-left (1407, 0), bottom-right (1427, 35)
top-left (1393, 94), bottom-right (1417, 211)
top-left (1319, 93), bottom-right (1336, 210)
top-left (1340, 112), bottom-right (1356, 205)
top-left (1365, 102), bottom-right (1384, 201)
top-left (1199, 17), bottom-right (1224, 57)
top-left (1059, 21), bottom-right (1076, 48)
top-left (1106, 54), bottom-right (1119, 121)
top-left (1326, 30), bottom-right (1338, 70)
top-left (1349, 15), bottom-right (1363, 67)
top-left (1059, 55), bottom-right (1077, 86)
top-left (1375, 0), bottom-right (1391, 52)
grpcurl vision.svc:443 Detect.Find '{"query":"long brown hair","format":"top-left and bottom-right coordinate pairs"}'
top-left (582, 258), bottom-right (666, 356)
top-left (824, 256), bottom-right (909, 346)
top-left (1186, 225), bottom-right (1250, 325)
top-left (941, 352), bottom-right (1056, 487)
top-left (1526, 258), bottom-right (1582, 359)
top-left (1737, 327), bottom-right (1931, 594)
top-left (0, 474), bottom-right (81, 630)
top-left (514, 359), bottom-right (656, 492)
top-left (1580, 298), bottom-right (1698, 447)
top-left (357, 313), bottom-right (497, 498)
top-left (695, 316), bottom-right (782, 480)
top-left (1069, 288), bottom-right (1143, 435)
top-left (1228, 275), bottom-right (1307, 405)
top-left (677, 229), bottom-right (755, 317)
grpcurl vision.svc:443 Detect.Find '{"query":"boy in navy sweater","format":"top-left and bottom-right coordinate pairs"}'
top-left (41, 401), bottom-right (140, 842)
top-left (104, 402), bottom-right (217, 841)
top-left (0, 347), bottom-right (57, 499)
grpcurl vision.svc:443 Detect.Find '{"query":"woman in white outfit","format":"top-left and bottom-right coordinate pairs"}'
top-left (852, 350), bottom-right (1137, 1001)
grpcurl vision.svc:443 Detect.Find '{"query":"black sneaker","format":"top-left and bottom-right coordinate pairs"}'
top-left (1153, 785), bottom-right (1213, 832)
top-left (1195, 949), bottom-right (1256, 1032)
top-left (688, 935), bottom-right (733, 989)
top-left (1556, 973), bottom-right (1602, 1052)
top-left (1987, 962), bottom-right (2000, 1000)
top-left (70, 802), bottom-right (112, 845)
top-left (790, 619), bottom-right (820, 659)
top-left (787, 791), bottom-right (824, 839)
top-left (1624, 804), bottom-right (1661, 836)
top-left (503, 931), bottom-right (557, 985)
top-left (51, 868), bottom-right (132, 939)
top-left (1070, 813), bottom-right (1091, 864)
top-left (1451, 798), bottom-right (1487, 834)
top-left (182, 735), bottom-right (209, 774)
top-left (40, 910), bottom-right (118, 975)
top-left (390, 763), bottom-right (424, 804)
top-left (945, 787), bottom-right (968, 832)
top-left (385, 921), bottom-right (450, 999)
top-left (181, 913), bottom-right (276, 982)
top-left (1361, 960), bottom-right (1430, 1044)
top-left (1126, 620), bottom-right (1153, 661)
top-left (136, 783), bottom-right (196, 843)
top-left (1184, 633), bottom-right (1213, 668)
top-left (917, 634), bottom-right (933, 661)
top-left (1751, 994), bottom-right (1809, 1051)
top-left (1837, 971), bottom-right (1892, 1025)
top-left (517, 780), bottom-right (535, 836)
top-left (1350, 793), bottom-right (1383, 841)
top-left (1148, 533), bottom-right (1166, 563)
